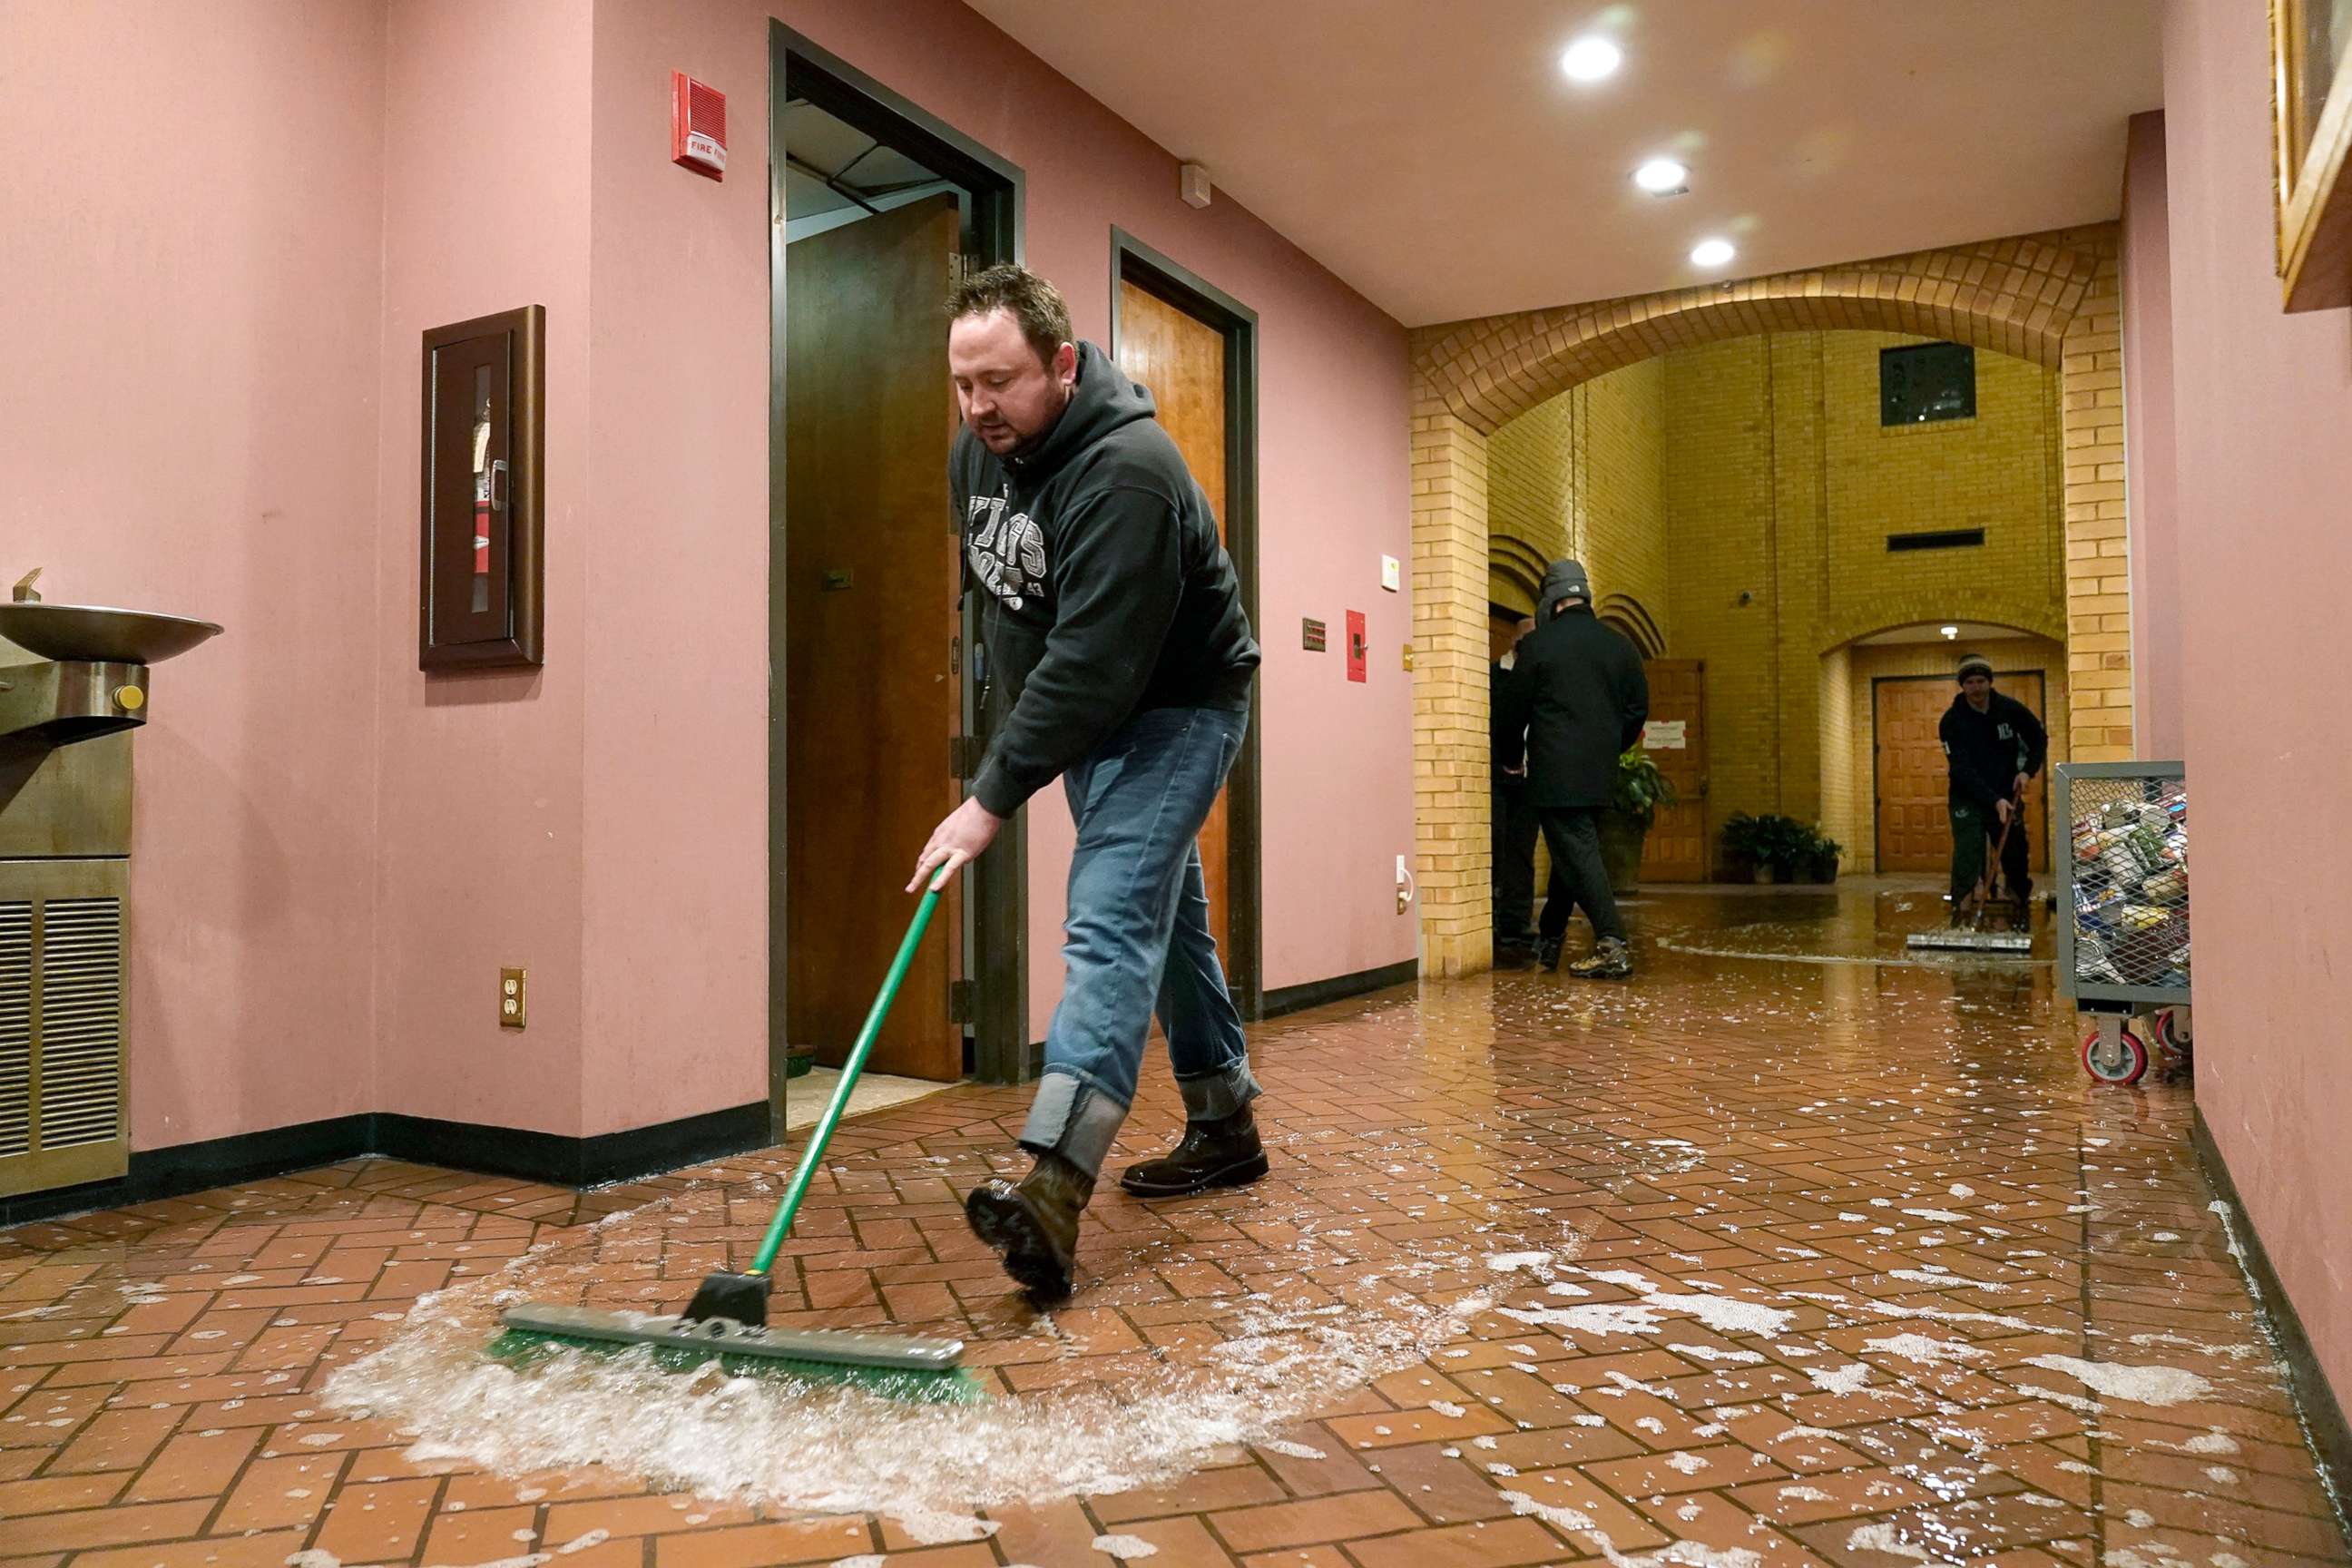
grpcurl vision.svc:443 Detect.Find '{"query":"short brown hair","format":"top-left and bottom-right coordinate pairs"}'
top-left (946, 263), bottom-right (1073, 367)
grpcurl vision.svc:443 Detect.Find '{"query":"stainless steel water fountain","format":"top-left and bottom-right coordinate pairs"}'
top-left (0, 569), bottom-right (221, 1200)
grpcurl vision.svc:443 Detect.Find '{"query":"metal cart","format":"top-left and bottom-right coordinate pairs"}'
top-left (2054, 761), bottom-right (2191, 1084)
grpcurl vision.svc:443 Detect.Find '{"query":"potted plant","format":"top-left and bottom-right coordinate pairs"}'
top-left (1808, 832), bottom-right (1844, 884)
top-left (1720, 813), bottom-right (1840, 883)
top-left (1720, 811), bottom-right (1773, 882)
top-left (1600, 749), bottom-right (1679, 894)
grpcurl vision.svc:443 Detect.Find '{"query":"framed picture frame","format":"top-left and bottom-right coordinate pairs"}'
top-left (419, 306), bottom-right (545, 670)
top-left (2271, 0), bottom-right (2352, 310)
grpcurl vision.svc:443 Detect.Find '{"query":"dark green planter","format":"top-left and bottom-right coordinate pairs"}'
top-left (1599, 810), bottom-right (1648, 894)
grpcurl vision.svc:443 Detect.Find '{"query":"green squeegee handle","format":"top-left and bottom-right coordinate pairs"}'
top-left (749, 884), bottom-right (944, 1279)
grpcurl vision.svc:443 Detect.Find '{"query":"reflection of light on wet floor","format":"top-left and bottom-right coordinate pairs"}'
top-left (302, 877), bottom-right (2272, 1557)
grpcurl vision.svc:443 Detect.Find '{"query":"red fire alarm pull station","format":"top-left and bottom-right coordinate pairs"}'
top-left (671, 72), bottom-right (726, 179)
top-left (1346, 610), bottom-right (1367, 683)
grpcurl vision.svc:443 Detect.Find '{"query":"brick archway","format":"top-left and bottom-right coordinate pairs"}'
top-left (1407, 225), bottom-right (2129, 975)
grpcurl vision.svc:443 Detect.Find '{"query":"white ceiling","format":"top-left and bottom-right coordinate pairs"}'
top-left (963, 1), bottom-right (2164, 326)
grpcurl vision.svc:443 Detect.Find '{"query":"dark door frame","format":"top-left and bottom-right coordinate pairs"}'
top-left (1107, 228), bottom-right (1266, 1021)
top-left (769, 24), bottom-right (1033, 1130)
top-left (1870, 669), bottom-right (2048, 875)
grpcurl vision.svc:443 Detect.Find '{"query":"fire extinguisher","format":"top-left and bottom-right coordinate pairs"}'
top-left (470, 397), bottom-right (493, 605)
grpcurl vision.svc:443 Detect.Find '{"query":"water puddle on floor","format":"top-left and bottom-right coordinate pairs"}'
top-left (323, 1182), bottom-right (1517, 1544)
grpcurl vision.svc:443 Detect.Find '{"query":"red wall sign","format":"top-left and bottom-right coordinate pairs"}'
top-left (1346, 610), bottom-right (1367, 683)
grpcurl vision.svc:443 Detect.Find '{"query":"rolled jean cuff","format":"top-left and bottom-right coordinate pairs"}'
top-left (1016, 1069), bottom-right (1128, 1180)
top-left (1176, 1061), bottom-right (1261, 1122)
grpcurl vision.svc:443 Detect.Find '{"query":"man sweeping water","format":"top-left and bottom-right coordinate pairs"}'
top-left (908, 265), bottom-right (1265, 1302)
top-left (1941, 654), bottom-right (2047, 932)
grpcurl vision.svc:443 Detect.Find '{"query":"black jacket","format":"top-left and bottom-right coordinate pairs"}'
top-left (954, 343), bottom-right (1259, 817)
top-left (1939, 690), bottom-right (2048, 809)
top-left (1497, 604), bottom-right (1649, 808)
top-left (1491, 659), bottom-right (1527, 779)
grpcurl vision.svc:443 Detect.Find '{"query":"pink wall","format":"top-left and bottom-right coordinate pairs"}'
top-left (2160, 1), bottom-right (2352, 1410)
top-left (0, 1), bottom-right (387, 1148)
top-left (2121, 111), bottom-right (2184, 762)
top-left (5, 0), bottom-right (1413, 1160)
top-left (580, 0), bottom-right (1416, 1070)
top-left (370, 0), bottom-right (598, 1136)
top-left (577, 5), bottom-right (775, 1133)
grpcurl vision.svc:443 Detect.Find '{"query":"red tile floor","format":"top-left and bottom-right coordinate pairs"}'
top-left (4, 883), bottom-right (2345, 1568)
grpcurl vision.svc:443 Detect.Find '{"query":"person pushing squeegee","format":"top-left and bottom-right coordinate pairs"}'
top-left (1909, 653), bottom-right (2047, 956)
top-left (496, 266), bottom-right (1266, 1400)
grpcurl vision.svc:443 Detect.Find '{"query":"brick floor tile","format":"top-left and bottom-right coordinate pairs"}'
top-left (648, 1516), bottom-right (877, 1567)
top-left (0, 1467), bottom-right (130, 1514)
top-left (543, 1493), bottom-right (757, 1544)
top-left (213, 1451), bottom-right (347, 1534)
top-left (307, 1475), bottom-right (443, 1563)
top-left (0, 1497), bottom-right (213, 1553)
top-left (412, 1503), bottom-right (545, 1563)
top-left (1341, 1516), bottom-right (1581, 1568)
top-left (1208, 1490), bottom-right (1425, 1555)
top-left (120, 1424), bottom-right (265, 1502)
top-left (63, 1533), bottom-right (307, 1568)
top-left (1093, 1462), bottom-right (1287, 1524)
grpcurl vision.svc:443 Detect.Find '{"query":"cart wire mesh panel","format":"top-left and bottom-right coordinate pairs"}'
top-left (2055, 761), bottom-right (2190, 1010)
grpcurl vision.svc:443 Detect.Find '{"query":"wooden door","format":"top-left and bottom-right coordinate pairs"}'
top-left (1874, 672), bottom-right (2049, 875)
top-left (1639, 659), bottom-right (1707, 882)
top-left (1115, 279), bottom-right (1235, 959)
top-left (783, 195), bottom-right (964, 1081)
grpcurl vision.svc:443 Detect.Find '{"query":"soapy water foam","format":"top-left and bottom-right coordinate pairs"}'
top-left (326, 1188), bottom-right (1517, 1538)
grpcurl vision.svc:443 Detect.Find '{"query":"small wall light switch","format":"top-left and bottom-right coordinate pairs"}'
top-left (500, 967), bottom-right (527, 1030)
top-left (1380, 554), bottom-right (1401, 592)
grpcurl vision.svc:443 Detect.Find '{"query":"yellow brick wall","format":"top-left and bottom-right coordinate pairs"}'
top-left (1570, 359), bottom-right (1671, 649)
top-left (1487, 393), bottom-right (1572, 612)
top-left (1818, 642), bottom-right (1856, 867)
top-left (1489, 360), bottom-right (1671, 643)
top-left (1839, 636), bottom-right (2071, 874)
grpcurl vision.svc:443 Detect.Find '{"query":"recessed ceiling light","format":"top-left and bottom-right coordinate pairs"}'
top-left (1940, 624), bottom-right (1961, 639)
top-left (1633, 158), bottom-right (1689, 194)
top-left (1690, 237), bottom-right (1736, 268)
top-left (1560, 36), bottom-right (1623, 83)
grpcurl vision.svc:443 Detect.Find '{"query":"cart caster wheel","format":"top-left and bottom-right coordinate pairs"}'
top-left (2082, 1024), bottom-right (2150, 1085)
top-left (2151, 1006), bottom-right (2191, 1055)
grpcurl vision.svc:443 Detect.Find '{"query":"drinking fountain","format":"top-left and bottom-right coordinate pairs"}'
top-left (0, 568), bottom-right (221, 746)
top-left (1, 569), bottom-right (221, 1202)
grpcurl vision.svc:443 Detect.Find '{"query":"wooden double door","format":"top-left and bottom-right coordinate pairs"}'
top-left (1874, 672), bottom-right (2050, 874)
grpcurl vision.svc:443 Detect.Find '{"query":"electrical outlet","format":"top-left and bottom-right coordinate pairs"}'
top-left (500, 967), bottom-right (527, 1030)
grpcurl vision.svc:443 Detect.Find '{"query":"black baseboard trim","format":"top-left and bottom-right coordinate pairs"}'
top-left (1261, 958), bottom-right (1420, 1020)
top-left (0, 1100), bottom-right (772, 1230)
top-left (2192, 1109), bottom-right (2352, 1534)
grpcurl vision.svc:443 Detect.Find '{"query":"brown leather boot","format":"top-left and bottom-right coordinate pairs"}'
top-left (1118, 1107), bottom-right (1269, 1197)
top-left (964, 1151), bottom-right (1094, 1302)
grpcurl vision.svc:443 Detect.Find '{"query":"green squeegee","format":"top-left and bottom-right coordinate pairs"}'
top-left (491, 884), bottom-right (985, 1403)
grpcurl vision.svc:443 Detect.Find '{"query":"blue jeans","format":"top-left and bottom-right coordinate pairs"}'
top-left (1020, 704), bottom-right (1259, 1177)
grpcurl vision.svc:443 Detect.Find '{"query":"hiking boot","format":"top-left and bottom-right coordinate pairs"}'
top-left (1494, 939), bottom-right (1537, 969)
top-left (1534, 936), bottom-right (1563, 971)
top-left (1119, 1106), bottom-right (1269, 1198)
top-left (965, 1150), bottom-right (1094, 1302)
top-left (2008, 897), bottom-right (2032, 934)
top-left (1566, 936), bottom-right (1633, 980)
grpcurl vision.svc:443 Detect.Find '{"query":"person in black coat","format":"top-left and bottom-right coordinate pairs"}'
top-left (1940, 653), bottom-right (2048, 930)
top-left (1496, 560), bottom-right (1649, 977)
top-left (1490, 614), bottom-right (1540, 962)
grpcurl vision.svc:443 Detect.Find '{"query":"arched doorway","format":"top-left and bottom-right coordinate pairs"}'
top-left (1409, 224), bottom-right (2132, 974)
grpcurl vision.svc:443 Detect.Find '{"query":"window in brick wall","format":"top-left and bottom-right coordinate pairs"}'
top-left (1880, 341), bottom-right (1975, 426)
